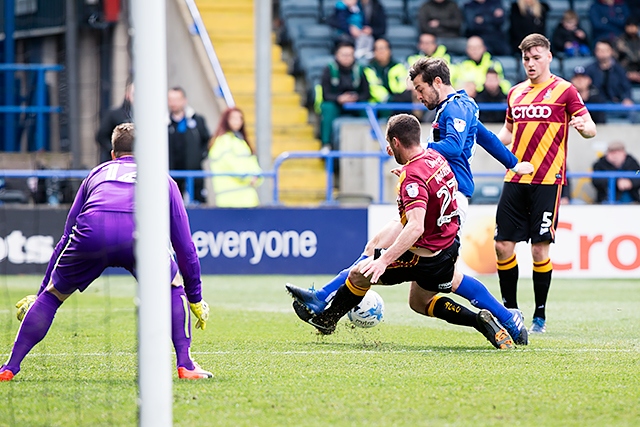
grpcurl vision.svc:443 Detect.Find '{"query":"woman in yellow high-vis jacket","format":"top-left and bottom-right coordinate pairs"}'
top-left (208, 108), bottom-right (263, 207)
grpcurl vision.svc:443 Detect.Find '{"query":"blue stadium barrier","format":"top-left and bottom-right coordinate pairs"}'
top-left (0, 64), bottom-right (63, 152)
top-left (0, 168), bottom-right (637, 205)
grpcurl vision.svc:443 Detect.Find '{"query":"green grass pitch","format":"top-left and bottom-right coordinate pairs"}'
top-left (1, 275), bottom-right (639, 426)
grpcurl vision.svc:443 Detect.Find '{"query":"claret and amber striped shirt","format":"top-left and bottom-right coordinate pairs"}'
top-left (504, 75), bottom-right (588, 185)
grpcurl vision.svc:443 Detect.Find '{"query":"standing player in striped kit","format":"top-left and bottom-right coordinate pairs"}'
top-left (494, 34), bottom-right (597, 333)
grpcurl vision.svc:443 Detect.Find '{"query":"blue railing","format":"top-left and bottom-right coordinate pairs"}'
top-left (342, 102), bottom-right (640, 113)
top-left (0, 64), bottom-right (64, 152)
top-left (183, 0), bottom-right (235, 107)
top-left (0, 164), bottom-right (637, 205)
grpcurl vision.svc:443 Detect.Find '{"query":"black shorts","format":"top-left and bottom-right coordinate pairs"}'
top-left (375, 239), bottom-right (460, 293)
top-left (495, 182), bottom-right (562, 244)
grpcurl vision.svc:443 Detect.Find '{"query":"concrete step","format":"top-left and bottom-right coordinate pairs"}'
top-left (278, 169), bottom-right (326, 190)
top-left (233, 94), bottom-right (302, 109)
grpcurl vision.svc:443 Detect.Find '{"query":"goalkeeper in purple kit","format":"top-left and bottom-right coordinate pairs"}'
top-left (0, 123), bottom-right (211, 381)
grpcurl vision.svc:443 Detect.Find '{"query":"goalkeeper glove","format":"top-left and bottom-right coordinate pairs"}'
top-left (190, 300), bottom-right (210, 330)
top-left (16, 294), bottom-right (37, 322)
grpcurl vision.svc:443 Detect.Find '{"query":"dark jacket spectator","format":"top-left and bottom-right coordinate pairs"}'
top-left (589, 0), bottom-right (629, 44)
top-left (167, 87), bottom-right (211, 203)
top-left (475, 69), bottom-right (507, 123)
top-left (551, 10), bottom-right (590, 57)
top-left (463, 0), bottom-right (509, 56)
top-left (418, 0), bottom-right (463, 38)
top-left (95, 82), bottom-right (133, 165)
top-left (571, 66), bottom-right (607, 124)
top-left (615, 18), bottom-right (640, 84)
top-left (360, 0), bottom-right (387, 39)
top-left (330, 0), bottom-right (364, 35)
top-left (592, 141), bottom-right (640, 203)
top-left (509, 0), bottom-right (549, 53)
top-left (585, 40), bottom-right (633, 104)
top-left (319, 42), bottom-right (370, 148)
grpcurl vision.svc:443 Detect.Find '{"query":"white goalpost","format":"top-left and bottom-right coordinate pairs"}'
top-left (131, 0), bottom-right (173, 425)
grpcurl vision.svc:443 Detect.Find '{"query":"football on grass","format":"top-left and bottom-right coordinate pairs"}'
top-left (347, 290), bottom-right (384, 328)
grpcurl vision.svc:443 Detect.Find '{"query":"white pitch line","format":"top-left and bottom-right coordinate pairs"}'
top-left (1, 347), bottom-right (638, 358)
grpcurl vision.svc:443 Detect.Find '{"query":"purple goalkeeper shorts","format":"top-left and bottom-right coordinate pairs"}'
top-left (51, 211), bottom-right (179, 294)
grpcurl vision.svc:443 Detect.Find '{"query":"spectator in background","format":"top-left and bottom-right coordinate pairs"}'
top-left (454, 36), bottom-right (511, 94)
top-left (592, 141), bottom-right (640, 203)
top-left (329, 0), bottom-right (374, 60)
top-left (417, 0), bottom-right (462, 38)
top-left (589, 0), bottom-right (629, 44)
top-left (168, 87), bottom-right (210, 204)
top-left (95, 79), bottom-right (133, 164)
top-left (475, 68), bottom-right (507, 123)
top-left (318, 41), bottom-right (370, 149)
top-left (407, 32), bottom-right (452, 66)
top-left (463, 0), bottom-right (509, 56)
top-left (360, 0), bottom-right (387, 40)
top-left (615, 17), bottom-right (640, 85)
top-left (208, 107), bottom-right (263, 208)
top-left (585, 40), bottom-right (634, 105)
top-left (509, 0), bottom-right (549, 54)
top-left (571, 66), bottom-right (607, 124)
top-left (551, 10), bottom-right (590, 57)
top-left (364, 38), bottom-right (412, 117)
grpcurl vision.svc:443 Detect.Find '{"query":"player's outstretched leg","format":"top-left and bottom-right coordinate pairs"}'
top-left (171, 286), bottom-right (212, 379)
top-left (454, 274), bottom-right (528, 345)
top-left (418, 293), bottom-right (513, 350)
top-left (295, 279), bottom-right (367, 335)
top-left (285, 284), bottom-right (329, 315)
top-left (285, 254), bottom-right (368, 314)
top-left (476, 310), bottom-right (515, 350)
top-left (0, 291), bottom-right (63, 381)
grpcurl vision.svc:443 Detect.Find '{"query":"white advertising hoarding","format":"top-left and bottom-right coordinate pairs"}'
top-left (368, 204), bottom-right (640, 278)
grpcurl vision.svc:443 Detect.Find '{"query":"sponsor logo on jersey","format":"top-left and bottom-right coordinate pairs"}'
top-left (406, 183), bottom-right (419, 198)
top-left (512, 105), bottom-right (553, 119)
top-left (453, 118), bottom-right (466, 132)
top-left (438, 281), bottom-right (452, 291)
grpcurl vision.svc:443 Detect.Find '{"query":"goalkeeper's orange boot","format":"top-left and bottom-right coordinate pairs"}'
top-left (177, 362), bottom-right (212, 380)
top-left (0, 366), bottom-right (15, 382)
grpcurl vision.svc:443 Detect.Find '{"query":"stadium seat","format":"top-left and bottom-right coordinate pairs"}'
top-left (393, 47), bottom-right (415, 64)
top-left (438, 37), bottom-right (468, 55)
top-left (470, 181), bottom-right (503, 204)
top-left (292, 24), bottom-right (335, 54)
top-left (302, 54), bottom-right (335, 83)
top-left (406, 0), bottom-right (423, 27)
top-left (283, 16), bottom-right (319, 46)
top-left (560, 56), bottom-right (594, 80)
top-left (387, 25), bottom-right (418, 45)
top-left (549, 57), bottom-right (563, 77)
top-left (494, 55), bottom-right (521, 85)
top-left (280, 0), bottom-right (321, 22)
top-left (296, 46), bottom-right (333, 76)
top-left (379, 0), bottom-right (406, 26)
top-left (632, 87), bottom-right (640, 104)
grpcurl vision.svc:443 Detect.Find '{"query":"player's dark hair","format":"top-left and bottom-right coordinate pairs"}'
top-left (595, 39), bottom-right (614, 49)
top-left (386, 114), bottom-right (421, 148)
top-left (112, 122), bottom-right (135, 157)
top-left (333, 39), bottom-right (355, 54)
top-left (518, 33), bottom-right (550, 52)
top-left (169, 86), bottom-right (187, 97)
top-left (409, 57), bottom-right (451, 86)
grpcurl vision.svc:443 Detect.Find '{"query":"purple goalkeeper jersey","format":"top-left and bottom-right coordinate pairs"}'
top-left (40, 156), bottom-right (203, 303)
